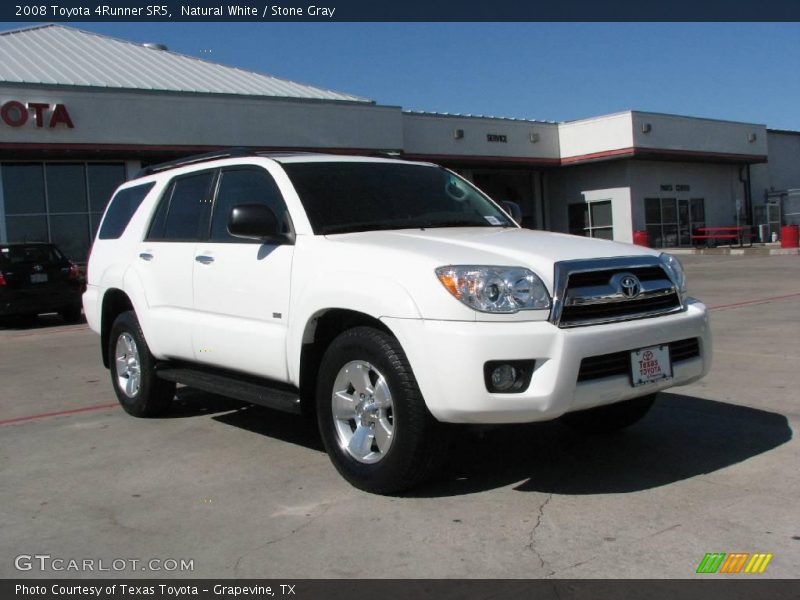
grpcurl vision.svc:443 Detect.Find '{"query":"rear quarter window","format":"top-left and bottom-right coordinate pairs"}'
top-left (98, 182), bottom-right (155, 240)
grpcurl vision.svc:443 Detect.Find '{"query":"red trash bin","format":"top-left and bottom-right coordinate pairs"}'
top-left (781, 225), bottom-right (799, 248)
top-left (633, 230), bottom-right (650, 247)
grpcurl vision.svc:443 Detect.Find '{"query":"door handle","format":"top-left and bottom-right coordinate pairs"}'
top-left (195, 255), bottom-right (215, 264)
top-left (139, 252), bottom-right (154, 261)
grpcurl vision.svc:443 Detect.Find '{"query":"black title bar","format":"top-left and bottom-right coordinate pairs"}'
top-left (4, 0), bottom-right (800, 21)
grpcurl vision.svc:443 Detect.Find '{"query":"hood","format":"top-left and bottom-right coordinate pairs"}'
top-left (324, 227), bottom-right (660, 289)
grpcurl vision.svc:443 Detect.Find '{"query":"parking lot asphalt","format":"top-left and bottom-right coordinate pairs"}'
top-left (1, 254), bottom-right (798, 579)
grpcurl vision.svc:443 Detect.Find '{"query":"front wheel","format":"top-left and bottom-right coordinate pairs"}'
top-left (316, 326), bottom-right (451, 494)
top-left (560, 394), bottom-right (657, 434)
top-left (108, 311), bottom-right (175, 417)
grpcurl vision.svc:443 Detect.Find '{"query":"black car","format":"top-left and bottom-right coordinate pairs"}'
top-left (0, 243), bottom-right (83, 323)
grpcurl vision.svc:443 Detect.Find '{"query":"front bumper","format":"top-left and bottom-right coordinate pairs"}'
top-left (383, 299), bottom-right (711, 424)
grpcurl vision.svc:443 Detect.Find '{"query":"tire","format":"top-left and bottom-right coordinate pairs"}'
top-left (560, 394), bottom-right (657, 434)
top-left (60, 304), bottom-right (83, 324)
top-left (108, 311), bottom-right (175, 417)
top-left (316, 326), bottom-right (451, 494)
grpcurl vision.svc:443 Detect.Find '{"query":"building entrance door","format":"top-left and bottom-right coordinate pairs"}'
top-left (645, 197), bottom-right (705, 248)
top-left (678, 199), bottom-right (691, 246)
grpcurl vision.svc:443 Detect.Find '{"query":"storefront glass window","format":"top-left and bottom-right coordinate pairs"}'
top-left (89, 164), bottom-right (126, 213)
top-left (46, 164), bottom-right (88, 213)
top-left (2, 163), bottom-right (46, 214)
top-left (644, 197), bottom-right (705, 248)
top-left (1, 162), bottom-right (127, 262)
top-left (5, 215), bottom-right (48, 243)
top-left (50, 214), bottom-right (90, 262)
top-left (568, 200), bottom-right (613, 239)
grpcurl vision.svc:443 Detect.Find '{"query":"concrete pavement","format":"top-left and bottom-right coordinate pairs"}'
top-left (1, 255), bottom-right (798, 578)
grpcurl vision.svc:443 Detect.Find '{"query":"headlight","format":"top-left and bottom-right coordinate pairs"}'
top-left (660, 253), bottom-right (687, 296)
top-left (435, 266), bottom-right (551, 313)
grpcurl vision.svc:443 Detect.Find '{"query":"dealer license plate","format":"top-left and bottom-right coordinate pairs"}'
top-left (630, 344), bottom-right (672, 386)
top-left (30, 273), bottom-right (48, 283)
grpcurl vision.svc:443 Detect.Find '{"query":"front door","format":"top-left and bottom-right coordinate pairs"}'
top-left (678, 199), bottom-right (691, 246)
top-left (192, 165), bottom-right (294, 381)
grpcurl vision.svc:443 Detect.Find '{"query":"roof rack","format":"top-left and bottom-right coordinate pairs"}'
top-left (136, 147), bottom-right (256, 177)
top-left (135, 148), bottom-right (331, 178)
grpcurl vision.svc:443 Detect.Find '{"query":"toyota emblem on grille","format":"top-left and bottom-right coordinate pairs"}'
top-left (619, 274), bottom-right (641, 299)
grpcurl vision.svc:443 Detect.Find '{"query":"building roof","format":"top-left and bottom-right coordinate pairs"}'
top-left (403, 109), bottom-right (555, 124)
top-left (0, 24), bottom-right (371, 103)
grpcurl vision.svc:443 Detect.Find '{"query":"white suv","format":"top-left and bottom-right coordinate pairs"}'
top-left (84, 151), bottom-right (712, 493)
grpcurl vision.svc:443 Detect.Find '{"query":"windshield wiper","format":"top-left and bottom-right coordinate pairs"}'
top-left (422, 219), bottom-right (505, 228)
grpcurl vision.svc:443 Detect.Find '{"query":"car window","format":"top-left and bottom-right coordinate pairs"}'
top-left (282, 162), bottom-right (514, 235)
top-left (98, 182), bottom-right (155, 240)
top-left (147, 171), bottom-right (214, 241)
top-left (0, 245), bottom-right (61, 265)
top-left (209, 168), bottom-right (290, 242)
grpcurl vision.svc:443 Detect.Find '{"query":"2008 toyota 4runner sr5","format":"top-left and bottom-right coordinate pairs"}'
top-left (84, 152), bottom-right (712, 494)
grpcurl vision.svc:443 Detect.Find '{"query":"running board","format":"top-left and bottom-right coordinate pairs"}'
top-left (156, 366), bottom-right (302, 414)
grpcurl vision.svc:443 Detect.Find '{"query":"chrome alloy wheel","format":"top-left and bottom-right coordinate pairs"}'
top-left (115, 332), bottom-right (142, 398)
top-left (331, 360), bottom-right (395, 464)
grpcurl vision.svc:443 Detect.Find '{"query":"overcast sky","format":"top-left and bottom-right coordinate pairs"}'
top-left (7, 22), bottom-right (800, 130)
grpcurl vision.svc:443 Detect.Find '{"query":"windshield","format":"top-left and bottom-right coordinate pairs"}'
top-left (282, 162), bottom-right (515, 235)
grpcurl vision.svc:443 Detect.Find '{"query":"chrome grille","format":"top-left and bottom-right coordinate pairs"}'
top-left (551, 257), bottom-right (683, 328)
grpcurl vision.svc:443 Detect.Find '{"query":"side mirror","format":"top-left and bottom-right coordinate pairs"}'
top-left (228, 203), bottom-right (294, 244)
top-left (501, 200), bottom-right (523, 226)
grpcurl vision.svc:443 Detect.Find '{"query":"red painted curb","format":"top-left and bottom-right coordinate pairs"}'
top-left (0, 403), bottom-right (118, 426)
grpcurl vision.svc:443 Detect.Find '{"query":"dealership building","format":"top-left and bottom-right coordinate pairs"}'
top-left (1, 24), bottom-right (798, 262)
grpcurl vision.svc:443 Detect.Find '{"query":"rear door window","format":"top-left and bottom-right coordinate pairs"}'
top-left (98, 182), bottom-right (155, 240)
top-left (147, 171), bottom-right (215, 241)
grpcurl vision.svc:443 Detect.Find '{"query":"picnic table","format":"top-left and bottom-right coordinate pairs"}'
top-left (691, 226), bottom-right (754, 248)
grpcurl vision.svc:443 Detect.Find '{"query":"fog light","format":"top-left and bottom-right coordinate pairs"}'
top-left (483, 360), bottom-right (535, 393)
top-left (491, 364), bottom-right (518, 392)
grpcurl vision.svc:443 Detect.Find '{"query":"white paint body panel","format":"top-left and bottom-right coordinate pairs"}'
top-left (192, 242), bottom-right (293, 380)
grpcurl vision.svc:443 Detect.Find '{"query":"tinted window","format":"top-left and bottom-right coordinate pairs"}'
top-left (210, 168), bottom-right (289, 242)
top-left (283, 162), bottom-right (513, 234)
top-left (147, 188), bottom-right (170, 240)
top-left (51, 214), bottom-right (90, 262)
top-left (99, 183), bottom-right (155, 240)
top-left (1, 163), bottom-right (46, 214)
top-left (5, 215), bottom-right (48, 243)
top-left (0, 245), bottom-right (61, 265)
top-left (149, 172), bottom-right (214, 241)
top-left (88, 164), bottom-right (127, 214)
top-left (644, 198), bottom-right (661, 224)
top-left (46, 164), bottom-right (87, 213)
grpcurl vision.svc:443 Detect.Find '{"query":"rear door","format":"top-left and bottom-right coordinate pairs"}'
top-left (134, 170), bottom-right (214, 361)
top-left (191, 165), bottom-right (294, 380)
